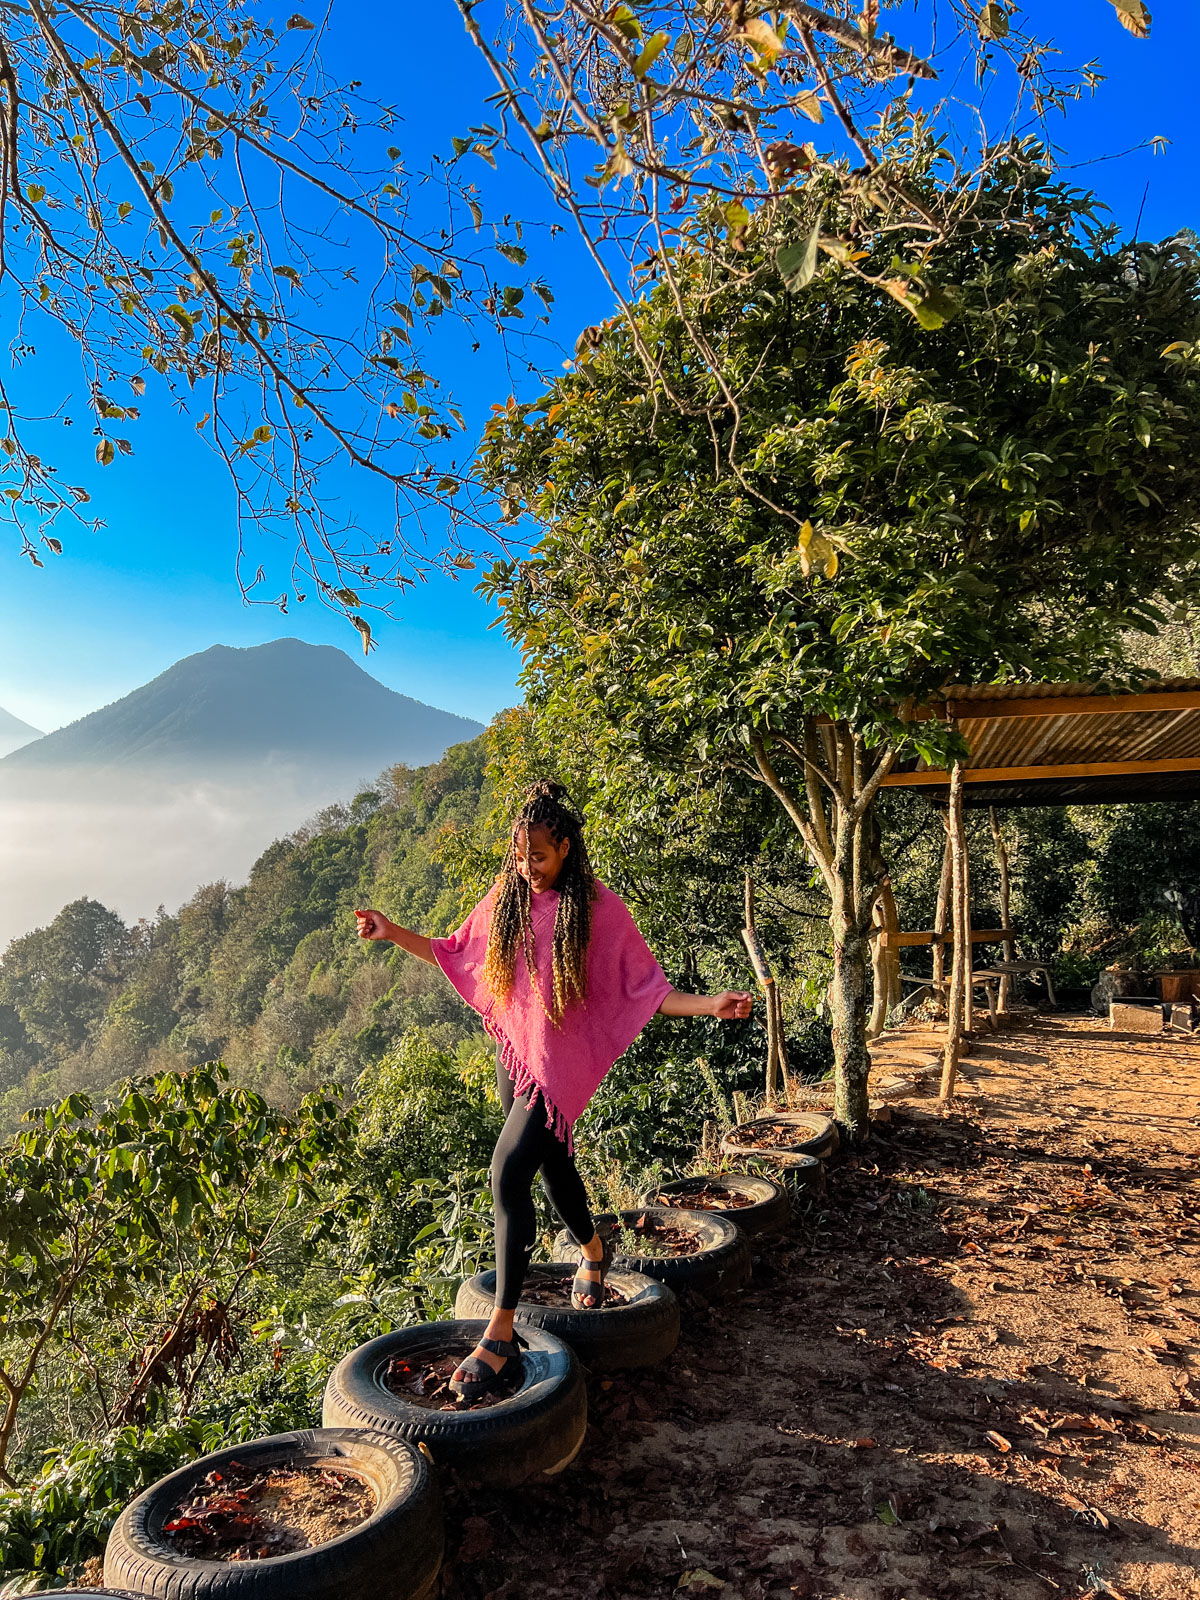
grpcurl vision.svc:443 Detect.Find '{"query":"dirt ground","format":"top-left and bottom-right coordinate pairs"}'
top-left (439, 1015), bottom-right (1200, 1600)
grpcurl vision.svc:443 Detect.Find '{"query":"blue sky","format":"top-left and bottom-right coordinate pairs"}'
top-left (0, 0), bottom-right (1196, 735)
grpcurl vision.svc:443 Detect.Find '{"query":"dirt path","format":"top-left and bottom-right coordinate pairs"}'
top-left (439, 1017), bottom-right (1200, 1600)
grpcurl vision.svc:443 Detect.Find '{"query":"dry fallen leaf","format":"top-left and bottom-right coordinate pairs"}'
top-left (984, 1430), bottom-right (1012, 1452)
top-left (677, 1572), bottom-right (725, 1593)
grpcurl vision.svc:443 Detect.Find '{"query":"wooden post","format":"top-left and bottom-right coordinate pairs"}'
top-left (932, 822), bottom-right (952, 992)
top-left (941, 763), bottom-right (967, 1099)
top-left (743, 873), bottom-right (782, 1104)
top-left (962, 810), bottom-right (974, 1035)
top-left (989, 806), bottom-right (1015, 1013)
top-left (878, 879), bottom-right (903, 1014)
top-left (869, 880), bottom-right (902, 1038)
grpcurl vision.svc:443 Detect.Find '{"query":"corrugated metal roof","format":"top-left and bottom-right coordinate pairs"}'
top-left (887, 680), bottom-right (1200, 805)
top-left (945, 678), bottom-right (1200, 701)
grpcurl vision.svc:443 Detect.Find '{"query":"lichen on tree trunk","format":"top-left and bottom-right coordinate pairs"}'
top-left (831, 914), bottom-right (872, 1133)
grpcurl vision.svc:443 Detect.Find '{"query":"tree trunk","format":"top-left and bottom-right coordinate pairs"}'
top-left (830, 868), bottom-right (872, 1132)
top-left (750, 725), bottom-right (896, 1140)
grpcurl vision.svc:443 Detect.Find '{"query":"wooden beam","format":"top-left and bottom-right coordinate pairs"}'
top-left (876, 928), bottom-right (1012, 947)
top-left (882, 756), bottom-right (1200, 789)
top-left (817, 687), bottom-right (1200, 728)
top-left (946, 689), bottom-right (1200, 722)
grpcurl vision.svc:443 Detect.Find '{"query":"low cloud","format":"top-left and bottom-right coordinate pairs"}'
top-left (0, 766), bottom-right (364, 949)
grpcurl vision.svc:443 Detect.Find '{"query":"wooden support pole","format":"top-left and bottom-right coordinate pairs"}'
top-left (989, 806), bottom-right (1015, 1013)
top-left (879, 879), bottom-right (903, 1014)
top-left (869, 879), bottom-right (902, 1037)
top-left (941, 763), bottom-right (967, 1099)
top-left (962, 809), bottom-right (974, 1035)
top-left (932, 820), bottom-right (952, 990)
top-left (743, 872), bottom-right (783, 1105)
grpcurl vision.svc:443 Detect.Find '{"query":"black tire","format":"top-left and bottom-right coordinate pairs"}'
top-left (454, 1265), bottom-right (679, 1372)
top-left (552, 1207), bottom-right (751, 1299)
top-left (721, 1111), bottom-right (838, 1163)
top-left (103, 1428), bottom-right (442, 1600)
top-left (638, 1173), bottom-right (791, 1237)
top-left (322, 1321), bottom-right (586, 1486)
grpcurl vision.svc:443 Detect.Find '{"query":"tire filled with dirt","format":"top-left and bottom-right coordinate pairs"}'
top-left (454, 1263), bottom-right (679, 1372)
top-left (720, 1111), bottom-right (838, 1165)
top-left (552, 1206), bottom-right (751, 1299)
top-left (639, 1172), bottom-right (791, 1236)
top-left (322, 1320), bottom-right (586, 1485)
top-left (103, 1428), bottom-right (442, 1600)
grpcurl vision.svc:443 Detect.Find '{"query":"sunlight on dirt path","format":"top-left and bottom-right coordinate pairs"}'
top-left (437, 1017), bottom-right (1200, 1600)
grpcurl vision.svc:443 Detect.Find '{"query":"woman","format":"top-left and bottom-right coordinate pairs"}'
top-left (356, 780), bottom-right (751, 1399)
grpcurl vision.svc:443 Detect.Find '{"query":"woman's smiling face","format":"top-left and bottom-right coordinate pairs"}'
top-left (514, 822), bottom-right (570, 893)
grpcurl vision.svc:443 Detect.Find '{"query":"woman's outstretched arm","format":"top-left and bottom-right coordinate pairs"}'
top-left (355, 908), bottom-right (436, 966)
top-left (659, 989), bottom-right (752, 1020)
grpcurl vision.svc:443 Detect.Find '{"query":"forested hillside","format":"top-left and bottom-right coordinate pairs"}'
top-left (6, 713), bottom-right (1200, 1141)
top-left (0, 740), bottom-right (491, 1130)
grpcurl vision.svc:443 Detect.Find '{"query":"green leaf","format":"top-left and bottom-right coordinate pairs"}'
top-left (911, 283), bottom-right (960, 330)
top-left (609, 5), bottom-right (642, 41)
top-left (96, 439), bottom-right (116, 466)
top-left (497, 242), bottom-right (527, 266)
top-left (777, 217), bottom-right (822, 291)
top-left (166, 304), bottom-right (194, 342)
top-left (25, 182), bottom-right (46, 203)
top-left (633, 31), bottom-right (670, 77)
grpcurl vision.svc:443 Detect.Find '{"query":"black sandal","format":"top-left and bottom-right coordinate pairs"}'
top-left (571, 1231), bottom-right (614, 1310)
top-left (449, 1334), bottom-right (526, 1401)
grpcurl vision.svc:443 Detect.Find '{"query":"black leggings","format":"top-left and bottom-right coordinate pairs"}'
top-left (492, 1055), bottom-right (595, 1311)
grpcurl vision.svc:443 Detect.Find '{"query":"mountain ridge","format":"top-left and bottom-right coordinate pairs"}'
top-left (0, 639), bottom-right (483, 776)
top-left (0, 704), bottom-right (43, 760)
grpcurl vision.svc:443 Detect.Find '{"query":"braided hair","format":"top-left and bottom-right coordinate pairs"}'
top-left (483, 780), bottom-right (598, 1025)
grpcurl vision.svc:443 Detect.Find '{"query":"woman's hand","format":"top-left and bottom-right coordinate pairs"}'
top-left (355, 909), bottom-right (394, 941)
top-left (356, 909), bottom-right (437, 966)
top-left (659, 989), bottom-right (753, 1019)
top-left (711, 990), bottom-right (753, 1020)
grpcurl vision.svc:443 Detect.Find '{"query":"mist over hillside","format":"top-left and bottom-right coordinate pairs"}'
top-left (0, 639), bottom-right (485, 947)
top-left (0, 704), bottom-right (43, 760)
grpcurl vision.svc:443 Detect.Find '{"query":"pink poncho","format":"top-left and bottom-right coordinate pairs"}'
top-left (431, 882), bottom-right (673, 1148)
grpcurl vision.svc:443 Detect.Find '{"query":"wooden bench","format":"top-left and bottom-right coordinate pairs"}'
top-left (899, 972), bottom-right (1001, 1028)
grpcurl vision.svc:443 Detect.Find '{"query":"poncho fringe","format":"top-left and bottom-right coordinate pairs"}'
top-left (430, 880), bottom-right (672, 1150)
top-left (485, 1014), bottom-right (575, 1150)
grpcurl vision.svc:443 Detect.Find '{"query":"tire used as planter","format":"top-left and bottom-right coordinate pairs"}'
top-left (721, 1110), bottom-right (839, 1166)
top-left (455, 1264), bottom-right (679, 1372)
top-left (104, 1428), bottom-right (442, 1600)
top-left (639, 1172), bottom-right (791, 1237)
top-left (552, 1206), bottom-right (751, 1300)
top-left (322, 1320), bottom-right (586, 1486)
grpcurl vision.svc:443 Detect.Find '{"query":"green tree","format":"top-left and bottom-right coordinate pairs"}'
top-left (479, 151), bottom-right (1200, 1132)
top-left (0, 898), bottom-right (133, 1055)
top-left (0, 1064), bottom-right (354, 1485)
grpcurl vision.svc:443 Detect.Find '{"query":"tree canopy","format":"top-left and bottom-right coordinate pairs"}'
top-left (478, 147), bottom-right (1200, 1126)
